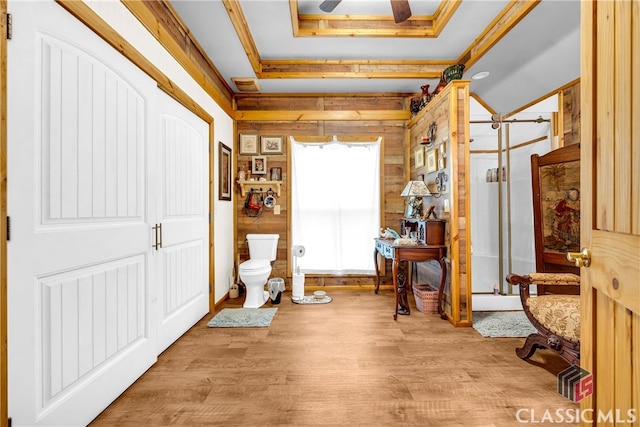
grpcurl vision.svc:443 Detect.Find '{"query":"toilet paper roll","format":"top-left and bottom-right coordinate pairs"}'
top-left (292, 273), bottom-right (305, 300)
top-left (292, 245), bottom-right (305, 257)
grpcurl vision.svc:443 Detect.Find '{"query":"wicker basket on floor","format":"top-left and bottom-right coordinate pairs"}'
top-left (413, 283), bottom-right (439, 314)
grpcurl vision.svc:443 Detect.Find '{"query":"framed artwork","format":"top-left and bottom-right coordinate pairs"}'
top-left (415, 147), bottom-right (424, 167)
top-left (218, 142), bottom-right (232, 201)
top-left (251, 155), bottom-right (267, 175)
top-left (438, 142), bottom-right (447, 170)
top-left (260, 135), bottom-right (284, 154)
top-left (270, 167), bottom-right (282, 181)
top-left (239, 133), bottom-right (259, 155)
top-left (438, 152), bottom-right (446, 170)
top-left (426, 148), bottom-right (438, 173)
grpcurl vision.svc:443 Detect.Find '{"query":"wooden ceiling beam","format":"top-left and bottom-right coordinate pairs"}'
top-left (222, 0), bottom-right (262, 75)
top-left (259, 60), bottom-right (451, 79)
top-left (234, 109), bottom-right (410, 121)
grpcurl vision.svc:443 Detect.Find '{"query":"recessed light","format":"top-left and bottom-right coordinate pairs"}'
top-left (471, 71), bottom-right (490, 80)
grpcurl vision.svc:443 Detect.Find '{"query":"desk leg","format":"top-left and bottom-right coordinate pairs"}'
top-left (393, 259), bottom-right (410, 320)
top-left (437, 258), bottom-right (447, 320)
top-left (373, 247), bottom-right (380, 294)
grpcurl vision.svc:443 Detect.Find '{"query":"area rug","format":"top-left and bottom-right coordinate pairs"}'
top-left (207, 308), bottom-right (277, 328)
top-left (292, 295), bottom-right (333, 305)
top-left (472, 311), bottom-right (537, 338)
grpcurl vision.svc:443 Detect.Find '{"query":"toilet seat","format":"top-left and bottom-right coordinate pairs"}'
top-left (239, 259), bottom-right (271, 273)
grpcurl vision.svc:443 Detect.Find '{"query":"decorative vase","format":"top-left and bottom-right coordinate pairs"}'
top-left (443, 63), bottom-right (465, 82)
top-left (420, 84), bottom-right (431, 109)
top-left (433, 73), bottom-right (447, 96)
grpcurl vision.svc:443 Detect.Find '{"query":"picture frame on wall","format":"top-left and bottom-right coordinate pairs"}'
top-left (239, 133), bottom-right (259, 155)
top-left (251, 155), bottom-right (267, 175)
top-left (260, 135), bottom-right (284, 154)
top-left (426, 148), bottom-right (438, 173)
top-left (438, 142), bottom-right (447, 170)
top-left (218, 142), bottom-right (232, 201)
top-left (415, 147), bottom-right (424, 168)
top-left (438, 152), bottom-right (446, 170)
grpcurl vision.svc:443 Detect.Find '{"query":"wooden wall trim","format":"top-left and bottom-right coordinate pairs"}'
top-left (235, 110), bottom-right (410, 121)
top-left (0, 0), bottom-right (7, 424)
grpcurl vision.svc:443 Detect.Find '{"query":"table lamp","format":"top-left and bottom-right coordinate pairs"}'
top-left (401, 180), bottom-right (430, 218)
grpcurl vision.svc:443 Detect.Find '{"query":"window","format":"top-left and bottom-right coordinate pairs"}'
top-left (290, 136), bottom-right (381, 274)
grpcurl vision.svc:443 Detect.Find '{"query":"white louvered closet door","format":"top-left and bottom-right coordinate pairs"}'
top-left (7, 1), bottom-right (208, 425)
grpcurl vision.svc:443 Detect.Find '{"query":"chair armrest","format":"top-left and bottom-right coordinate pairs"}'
top-left (506, 272), bottom-right (580, 287)
top-left (506, 273), bottom-right (534, 300)
top-left (527, 272), bottom-right (580, 285)
top-left (506, 272), bottom-right (580, 302)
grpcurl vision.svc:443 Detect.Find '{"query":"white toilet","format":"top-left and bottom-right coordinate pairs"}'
top-left (239, 234), bottom-right (280, 308)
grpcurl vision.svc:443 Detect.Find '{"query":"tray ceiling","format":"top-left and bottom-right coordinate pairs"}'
top-left (169, 0), bottom-right (580, 114)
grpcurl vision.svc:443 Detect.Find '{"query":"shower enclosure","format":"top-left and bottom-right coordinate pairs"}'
top-left (469, 97), bottom-right (558, 309)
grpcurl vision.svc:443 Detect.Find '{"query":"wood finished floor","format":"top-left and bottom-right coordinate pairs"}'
top-left (90, 289), bottom-right (578, 426)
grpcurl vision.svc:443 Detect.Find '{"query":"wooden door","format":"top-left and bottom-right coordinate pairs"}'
top-left (580, 2), bottom-right (640, 424)
top-left (6, 2), bottom-right (158, 424)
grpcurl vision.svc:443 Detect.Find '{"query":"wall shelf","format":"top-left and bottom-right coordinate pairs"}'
top-left (237, 180), bottom-right (282, 197)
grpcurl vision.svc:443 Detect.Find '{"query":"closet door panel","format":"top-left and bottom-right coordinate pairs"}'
top-left (156, 93), bottom-right (209, 354)
top-left (7, 2), bottom-right (156, 425)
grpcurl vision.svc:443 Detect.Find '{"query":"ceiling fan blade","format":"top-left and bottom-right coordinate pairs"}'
top-left (390, 0), bottom-right (412, 23)
top-left (319, 0), bottom-right (342, 13)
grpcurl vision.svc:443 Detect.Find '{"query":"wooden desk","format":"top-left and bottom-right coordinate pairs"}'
top-left (374, 238), bottom-right (447, 320)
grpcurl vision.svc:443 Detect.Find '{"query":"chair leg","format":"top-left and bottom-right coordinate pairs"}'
top-left (515, 333), bottom-right (547, 360)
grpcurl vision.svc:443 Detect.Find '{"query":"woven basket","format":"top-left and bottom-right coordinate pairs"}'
top-left (413, 283), bottom-right (439, 314)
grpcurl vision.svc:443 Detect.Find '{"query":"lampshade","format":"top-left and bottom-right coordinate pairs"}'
top-left (400, 180), bottom-right (430, 197)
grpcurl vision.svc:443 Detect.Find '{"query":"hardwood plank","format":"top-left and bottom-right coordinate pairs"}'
top-left (90, 290), bottom-right (577, 426)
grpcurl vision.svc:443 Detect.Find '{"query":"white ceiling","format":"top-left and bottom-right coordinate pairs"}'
top-left (169, 0), bottom-right (581, 114)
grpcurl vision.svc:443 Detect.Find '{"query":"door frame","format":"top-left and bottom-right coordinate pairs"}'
top-left (0, 2), bottom-right (217, 425)
top-left (1, 0), bottom-right (8, 424)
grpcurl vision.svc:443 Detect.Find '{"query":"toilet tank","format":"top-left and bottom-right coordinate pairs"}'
top-left (246, 234), bottom-right (279, 261)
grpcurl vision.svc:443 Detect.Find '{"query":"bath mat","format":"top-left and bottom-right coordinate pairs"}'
top-left (472, 311), bottom-right (537, 338)
top-left (207, 308), bottom-right (277, 328)
top-left (292, 295), bottom-right (332, 304)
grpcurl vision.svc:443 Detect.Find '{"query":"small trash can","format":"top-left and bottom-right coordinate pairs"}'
top-left (267, 278), bottom-right (285, 304)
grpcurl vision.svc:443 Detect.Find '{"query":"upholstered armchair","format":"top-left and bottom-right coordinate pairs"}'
top-left (506, 272), bottom-right (580, 366)
top-left (508, 144), bottom-right (581, 366)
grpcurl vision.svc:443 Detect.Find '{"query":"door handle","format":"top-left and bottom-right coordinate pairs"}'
top-left (567, 247), bottom-right (591, 268)
top-left (152, 223), bottom-right (163, 250)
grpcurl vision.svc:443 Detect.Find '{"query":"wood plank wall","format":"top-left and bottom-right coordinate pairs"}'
top-left (562, 82), bottom-right (580, 146)
top-left (407, 81), bottom-right (471, 326)
top-left (235, 95), bottom-right (408, 288)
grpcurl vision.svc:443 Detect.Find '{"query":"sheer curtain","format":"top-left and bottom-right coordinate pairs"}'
top-left (290, 136), bottom-right (381, 274)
